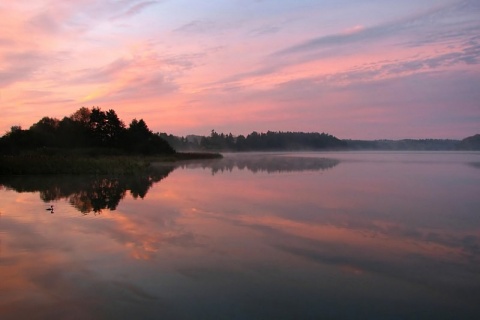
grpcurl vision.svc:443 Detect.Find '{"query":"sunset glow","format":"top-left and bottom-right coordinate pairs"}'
top-left (1, 0), bottom-right (479, 139)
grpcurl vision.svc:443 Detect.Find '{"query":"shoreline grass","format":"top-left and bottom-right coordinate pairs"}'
top-left (0, 152), bottom-right (223, 175)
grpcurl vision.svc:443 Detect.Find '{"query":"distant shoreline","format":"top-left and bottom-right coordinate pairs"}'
top-left (162, 132), bottom-right (480, 152)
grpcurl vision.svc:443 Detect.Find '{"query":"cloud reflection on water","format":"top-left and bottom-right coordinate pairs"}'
top-left (0, 152), bottom-right (479, 319)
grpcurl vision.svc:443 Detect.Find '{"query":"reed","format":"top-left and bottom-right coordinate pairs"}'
top-left (0, 152), bottom-right (222, 175)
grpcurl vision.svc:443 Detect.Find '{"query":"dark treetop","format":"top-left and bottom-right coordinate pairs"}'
top-left (0, 107), bottom-right (175, 156)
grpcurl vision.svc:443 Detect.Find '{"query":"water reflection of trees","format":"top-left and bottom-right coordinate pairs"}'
top-left (0, 166), bottom-right (174, 214)
top-left (175, 155), bottom-right (340, 175)
top-left (469, 162), bottom-right (480, 170)
top-left (0, 155), bottom-right (340, 213)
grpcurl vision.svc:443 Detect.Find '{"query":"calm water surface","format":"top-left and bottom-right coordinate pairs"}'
top-left (0, 152), bottom-right (479, 319)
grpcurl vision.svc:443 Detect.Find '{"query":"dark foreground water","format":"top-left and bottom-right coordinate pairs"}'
top-left (0, 152), bottom-right (479, 319)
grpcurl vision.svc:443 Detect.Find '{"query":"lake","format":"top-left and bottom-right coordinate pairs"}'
top-left (0, 152), bottom-right (479, 319)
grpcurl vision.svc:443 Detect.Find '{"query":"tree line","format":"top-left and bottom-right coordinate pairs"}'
top-left (161, 130), bottom-right (346, 151)
top-left (161, 131), bottom-right (480, 151)
top-left (344, 136), bottom-right (480, 150)
top-left (2, 106), bottom-right (477, 155)
top-left (0, 107), bottom-right (175, 155)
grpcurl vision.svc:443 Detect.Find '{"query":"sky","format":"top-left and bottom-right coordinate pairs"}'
top-left (1, 0), bottom-right (479, 139)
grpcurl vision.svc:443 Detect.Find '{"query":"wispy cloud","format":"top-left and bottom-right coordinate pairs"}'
top-left (174, 20), bottom-right (216, 34)
top-left (322, 40), bottom-right (480, 84)
top-left (111, 1), bottom-right (161, 20)
top-left (209, 0), bottom-right (480, 91)
top-left (0, 51), bottom-right (50, 87)
top-left (248, 25), bottom-right (281, 37)
top-left (273, 0), bottom-right (477, 57)
top-left (105, 72), bottom-right (178, 101)
top-left (71, 58), bottom-right (132, 84)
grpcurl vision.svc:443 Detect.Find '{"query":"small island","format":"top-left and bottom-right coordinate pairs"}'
top-left (0, 107), bottom-right (221, 175)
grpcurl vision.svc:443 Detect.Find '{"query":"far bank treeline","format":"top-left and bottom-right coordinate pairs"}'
top-left (162, 132), bottom-right (480, 151)
top-left (164, 130), bottom-right (347, 151)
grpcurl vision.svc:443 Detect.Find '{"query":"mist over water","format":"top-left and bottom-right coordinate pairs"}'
top-left (0, 152), bottom-right (479, 319)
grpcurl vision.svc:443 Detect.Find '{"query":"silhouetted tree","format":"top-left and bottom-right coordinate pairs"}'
top-left (104, 109), bottom-right (125, 148)
top-left (197, 130), bottom-right (346, 151)
top-left (70, 107), bottom-right (92, 124)
top-left (236, 135), bottom-right (246, 151)
top-left (457, 134), bottom-right (480, 150)
top-left (0, 126), bottom-right (35, 154)
top-left (0, 107), bottom-right (176, 155)
top-left (124, 119), bottom-right (175, 155)
top-left (30, 117), bottom-right (60, 147)
top-left (57, 116), bottom-right (88, 148)
top-left (88, 107), bottom-right (108, 146)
